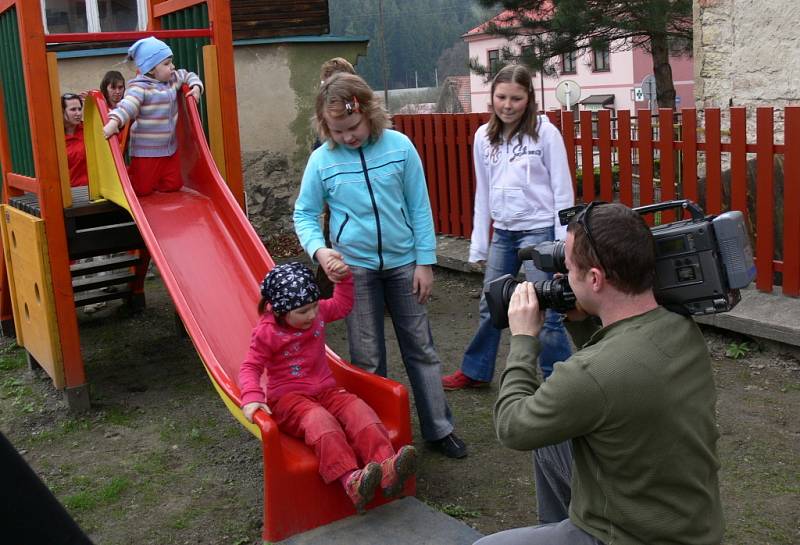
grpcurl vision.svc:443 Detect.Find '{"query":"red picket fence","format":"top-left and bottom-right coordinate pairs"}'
top-left (393, 108), bottom-right (800, 297)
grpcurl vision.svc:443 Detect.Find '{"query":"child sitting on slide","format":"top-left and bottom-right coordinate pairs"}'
top-left (238, 261), bottom-right (416, 512)
top-left (103, 36), bottom-right (202, 197)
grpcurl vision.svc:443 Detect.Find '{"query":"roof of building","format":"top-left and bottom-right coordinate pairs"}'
top-left (463, 3), bottom-right (554, 38)
top-left (579, 94), bottom-right (615, 106)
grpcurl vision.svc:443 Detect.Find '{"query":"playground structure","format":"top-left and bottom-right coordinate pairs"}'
top-left (0, 0), bottom-right (414, 541)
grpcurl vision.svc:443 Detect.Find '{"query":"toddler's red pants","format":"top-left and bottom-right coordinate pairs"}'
top-left (271, 387), bottom-right (395, 483)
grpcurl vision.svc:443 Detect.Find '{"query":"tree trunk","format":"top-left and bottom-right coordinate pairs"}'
top-left (649, 33), bottom-right (676, 109)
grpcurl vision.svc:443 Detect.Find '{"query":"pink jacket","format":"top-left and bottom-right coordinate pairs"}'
top-left (238, 275), bottom-right (354, 405)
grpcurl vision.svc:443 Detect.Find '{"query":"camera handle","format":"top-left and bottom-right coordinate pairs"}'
top-left (633, 199), bottom-right (705, 221)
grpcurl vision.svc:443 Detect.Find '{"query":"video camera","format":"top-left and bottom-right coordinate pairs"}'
top-left (485, 200), bottom-right (756, 329)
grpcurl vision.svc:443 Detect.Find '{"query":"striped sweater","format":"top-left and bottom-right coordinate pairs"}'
top-left (108, 69), bottom-right (203, 158)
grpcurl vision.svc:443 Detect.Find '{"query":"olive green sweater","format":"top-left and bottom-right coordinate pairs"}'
top-left (495, 307), bottom-right (723, 545)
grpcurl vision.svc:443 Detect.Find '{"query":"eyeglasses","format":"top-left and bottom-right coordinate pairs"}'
top-left (61, 93), bottom-right (81, 100)
top-left (572, 201), bottom-right (609, 273)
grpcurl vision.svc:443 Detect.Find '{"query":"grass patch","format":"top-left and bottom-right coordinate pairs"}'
top-left (63, 475), bottom-right (132, 512)
top-left (0, 344), bottom-right (25, 371)
top-left (428, 501), bottom-right (481, 520)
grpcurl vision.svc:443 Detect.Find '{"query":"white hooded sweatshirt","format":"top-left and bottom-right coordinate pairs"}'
top-left (468, 115), bottom-right (575, 263)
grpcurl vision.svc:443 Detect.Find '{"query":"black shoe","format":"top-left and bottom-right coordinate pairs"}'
top-left (429, 432), bottom-right (467, 459)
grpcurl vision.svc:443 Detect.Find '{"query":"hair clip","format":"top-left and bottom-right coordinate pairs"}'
top-left (344, 96), bottom-right (361, 115)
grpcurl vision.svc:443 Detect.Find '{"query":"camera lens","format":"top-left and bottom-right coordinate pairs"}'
top-left (519, 241), bottom-right (568, 274)
top-left (485, 274), bottom-right (576, 330)
top-left (533, 278), bottom-right (576, 313)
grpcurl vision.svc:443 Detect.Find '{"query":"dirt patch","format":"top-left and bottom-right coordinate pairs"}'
top-left (1, 267), bottom-right (798, 544)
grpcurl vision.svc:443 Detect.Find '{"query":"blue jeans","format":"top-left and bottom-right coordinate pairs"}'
top-left (462, 227), bottom-right (572, 381)
top-left (345, 262), bottom-right (454, 442)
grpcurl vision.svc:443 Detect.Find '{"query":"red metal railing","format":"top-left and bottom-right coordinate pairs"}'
top-left (394, 107), bottom-right (799, 296)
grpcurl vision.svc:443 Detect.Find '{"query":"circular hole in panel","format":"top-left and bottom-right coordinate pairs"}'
top-left (35, 282), bottom-right (41, 303)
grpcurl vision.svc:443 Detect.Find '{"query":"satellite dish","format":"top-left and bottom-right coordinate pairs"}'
top-left (555, 80), bottom-right (581, 109)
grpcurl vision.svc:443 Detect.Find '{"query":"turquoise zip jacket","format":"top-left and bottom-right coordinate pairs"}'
top-left (294, 129), bottom-right (437, 270)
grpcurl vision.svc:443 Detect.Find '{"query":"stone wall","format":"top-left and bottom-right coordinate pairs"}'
top-left (695, 0), bottom-right (800, 140)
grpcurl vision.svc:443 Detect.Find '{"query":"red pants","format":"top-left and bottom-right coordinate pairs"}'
top-left (128, 152), bottom-right (183, 196)
top-left (271, 388), bottom-right (395, 484)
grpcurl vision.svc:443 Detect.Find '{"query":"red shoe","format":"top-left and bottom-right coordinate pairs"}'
top-left (442, 370), bottom-right (490, 390)
top-left (344, 462), bottom-right (382, 514)
top-left (380, 445), bottom-right (417, 498)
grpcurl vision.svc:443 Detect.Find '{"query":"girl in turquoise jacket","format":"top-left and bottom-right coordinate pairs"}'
top-left (293, 73), bottom-right (467, 459)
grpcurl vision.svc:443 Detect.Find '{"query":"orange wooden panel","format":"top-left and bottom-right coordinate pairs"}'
top-left (433, 115), bottom-right (450, 234)
top-left (617, 110), bottom-right (633, 207)
top-left (755, 107), bottom-right (775, 292)
top-left (421, 115), bottom-right (439, 232)
top-left (456, 115), bottom-right (472, 237)
top-left (782, 107), bottom-right (800, 295)
top-left (637, 111), bottom-right (655, 217)
top-left (597, 109), bottom-right (612, 202)
top-left (730, 107), bottom-right (748, 219)
top-left (681, 109), bottom-right (699, 202)
top-left (579, 110), bottom-right (594, 202)
top-left (561, 112), bottom-right (577, 196)
top-left (17, 0), bottom-right (84, 388)
top-left (704, 108), bottom-right (722, 215)
top-left (444, 115), bottom-right (460, 236)
top-left (658, 109), bottom-right (676, 222)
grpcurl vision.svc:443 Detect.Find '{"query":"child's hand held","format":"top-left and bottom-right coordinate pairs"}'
top-left (242, 402), bottom-right (271, 423)
top-left (186, 85), bottom-right (201, 101)
top-left (103, 119), bottom-right (119, 139)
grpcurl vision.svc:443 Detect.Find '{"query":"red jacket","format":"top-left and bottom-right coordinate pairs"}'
top-left (238, 275), bottom-right (354, 405)
top-left (65, 124), bottom-right (88, 187)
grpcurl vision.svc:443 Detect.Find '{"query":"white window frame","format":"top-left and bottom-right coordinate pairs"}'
top-left (41, 0), bottom-right (149, 33)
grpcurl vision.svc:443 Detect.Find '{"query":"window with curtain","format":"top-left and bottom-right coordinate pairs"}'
top-left (592, 44), bottom-right (610, 72)
top-left (561, 51), bottom-right (576, 74)
top-left (488, 49), bottom-right (501, 78)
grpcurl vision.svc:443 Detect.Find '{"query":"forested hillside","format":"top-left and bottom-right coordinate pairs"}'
top-left (329, 0), bottom-right (491, 89)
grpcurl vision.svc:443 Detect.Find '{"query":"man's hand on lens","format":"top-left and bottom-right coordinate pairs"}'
top-left (508, 281), bottom-right (544, 337)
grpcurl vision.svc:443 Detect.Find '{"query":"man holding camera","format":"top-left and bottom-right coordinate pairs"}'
top-left (476, 203), bottom-right (723, 545)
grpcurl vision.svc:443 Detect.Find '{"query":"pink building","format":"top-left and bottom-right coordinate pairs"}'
top-left (463, 10), bottom-right (694, 114)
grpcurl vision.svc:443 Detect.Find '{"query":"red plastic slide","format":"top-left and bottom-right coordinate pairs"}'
top-left (84, 90), bottom-right (414, 542)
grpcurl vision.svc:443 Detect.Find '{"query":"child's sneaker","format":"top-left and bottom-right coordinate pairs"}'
top-left (380, 445), bottom-right (417, 498)
top-left (344, 462), bottom-right (382, 514)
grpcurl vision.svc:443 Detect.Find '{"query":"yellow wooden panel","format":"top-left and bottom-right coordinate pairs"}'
top-left (83, 98), bottom-right (131, 214)
top-left (202, 45), bottom-right (227, 179)
top-left (0, 205), bottom-right (64, 388)
top-left (48, 52), bottom-right (72, 209)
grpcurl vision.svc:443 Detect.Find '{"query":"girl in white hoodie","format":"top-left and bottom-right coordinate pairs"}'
top-left (443, 64), bottom-right (574, 389)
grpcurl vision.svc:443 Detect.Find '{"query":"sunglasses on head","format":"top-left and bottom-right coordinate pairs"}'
top-left (563, 201), bottom-right (609, 273)
top-left (61, 93), bottom-right (81, 100)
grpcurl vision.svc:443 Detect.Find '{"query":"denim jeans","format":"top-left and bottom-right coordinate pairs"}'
top-left (473, 518), bottom-right (603, 545)
top-left (345, 262), bottom-right (454, 442)
top-left (462, 227), bottom-right (572, 381)
top-left (534, 440), bottom-right (574, 523)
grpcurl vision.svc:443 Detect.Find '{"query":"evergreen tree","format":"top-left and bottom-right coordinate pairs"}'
top-left (475, 0), bottom-right (692, 108)
top-left (329, 0), bottom-right (488, 89)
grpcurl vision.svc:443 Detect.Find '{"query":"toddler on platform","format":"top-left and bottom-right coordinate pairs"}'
top-left (103, 36), bottom-right (203, 196)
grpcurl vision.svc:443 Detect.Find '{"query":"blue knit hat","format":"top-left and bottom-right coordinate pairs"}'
top-left (260, 262), bottom-right (320, 315)
top-left (128, 37), bottom-right (173, 75)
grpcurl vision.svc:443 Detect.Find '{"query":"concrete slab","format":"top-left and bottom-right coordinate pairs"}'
top-left (435, 234), bottom-right (800, 349)
top-left (276, 497), bottom-right (483, 545)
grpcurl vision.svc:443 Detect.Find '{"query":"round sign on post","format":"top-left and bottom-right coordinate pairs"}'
top-left (555, 80), bottom-right (581, 110)
top-left (641, 74), bottom-right (657, 110)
